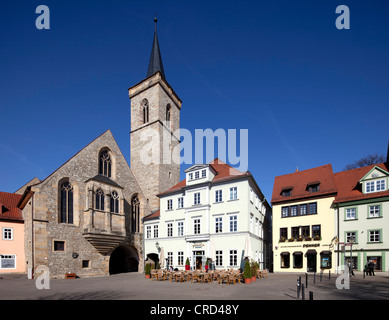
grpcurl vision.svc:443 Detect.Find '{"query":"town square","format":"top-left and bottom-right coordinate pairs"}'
top-left (0, 1), bottom-right (388, 311)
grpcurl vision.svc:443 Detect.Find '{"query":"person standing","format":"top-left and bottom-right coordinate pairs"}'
top-left (368, 260), bottom-right (375, 276)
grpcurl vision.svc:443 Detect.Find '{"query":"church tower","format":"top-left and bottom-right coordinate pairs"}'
top-left (128, 18), bottom-right (181, 211)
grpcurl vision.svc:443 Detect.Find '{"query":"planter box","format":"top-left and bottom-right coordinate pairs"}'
top-left (244, 278), bottom-right (251, 284)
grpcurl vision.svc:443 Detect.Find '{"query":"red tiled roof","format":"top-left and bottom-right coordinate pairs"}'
top-left (0, 192), bottom-right (23, 222)
top-left (271, 164), bottom-right (337, 204)
top-left (334, 162), bottom-right (389, 203)
top-left (144, 209), bottom-right (160, 221)
top-left (157, 158), bottom-right (247, 197)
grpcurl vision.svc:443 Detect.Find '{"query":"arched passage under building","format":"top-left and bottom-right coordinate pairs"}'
top-left (109, 245), bottom-right (139, 275)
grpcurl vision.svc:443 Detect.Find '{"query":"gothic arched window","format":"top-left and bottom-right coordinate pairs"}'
top-left (110, 191), bottom-right (119, 214)
top-left (60, 181), bottom-right (73, 224)
top-left (99, 150), bottom-right (112, 178)
top-left (95, 188), bottom-right (105, 211)
top-left (142, 99), bottom-right (149, 124)
top-left (131, 195), bottom-right (140, 233)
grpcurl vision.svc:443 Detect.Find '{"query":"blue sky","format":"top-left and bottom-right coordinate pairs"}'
top-left (0, 0), bottom-right (388, 202)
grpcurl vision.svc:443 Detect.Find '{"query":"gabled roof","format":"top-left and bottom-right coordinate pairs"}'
top-left (157, 158), bottom-right (248, 197)
top-left (0, 191), bottom-right (23, 222)
top-left (271, 164), bottom-right (337, 205)
top-left (334, 162), bottom-right (389, 204)
top-left (144, 158), bottom-right (251, 221)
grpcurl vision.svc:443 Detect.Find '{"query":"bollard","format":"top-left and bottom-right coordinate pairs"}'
top-left (309, 291), bottom-right (313, 300)
top-left (301, 283), bottom-right (305, 300)
top-left (320, 272), bottom-right (322, 282)
top-left (306, 273), bottom-right (308, 288)
top-left (363, 269), bottom-right (365, 279)
top-left (314, 272), bottom-right (316, 283)
top-left (329, 270), bottom-right (331, 280)
top-left (297, 277), bottom-right (301, 299)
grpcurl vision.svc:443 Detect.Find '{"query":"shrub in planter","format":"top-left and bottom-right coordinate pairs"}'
top-left (250, 260), bottom-right (257, 281)
top-left (145, 264), bottom-right (151, 279)
top-left (185, 258), bottom-right (190, 271)
top-left (243, 260), bottom-right (252, 284)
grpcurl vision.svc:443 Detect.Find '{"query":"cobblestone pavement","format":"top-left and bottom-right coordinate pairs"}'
top-left (0, 271), bottom-right (388, 300)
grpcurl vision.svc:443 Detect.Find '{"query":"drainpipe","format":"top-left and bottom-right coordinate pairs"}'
top-left (336, 204), bottom-right (339, 272)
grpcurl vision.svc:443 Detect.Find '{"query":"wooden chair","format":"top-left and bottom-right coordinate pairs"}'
top-left (191, 272), bottom-right (201, 283)
top-left (203, 273), bottom-right (212, 283)
top-left (227, 274), bottom-right (236, 285)
top-left (151, 269), bottom-right (158, 281)
top-left (157, 270), bottom-right (166, 281)
top-left (218, 273), bottom-right (228, 284)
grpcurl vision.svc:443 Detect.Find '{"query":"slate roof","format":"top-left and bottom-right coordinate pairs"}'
top-left (146, 19), bottom-right (165, 79)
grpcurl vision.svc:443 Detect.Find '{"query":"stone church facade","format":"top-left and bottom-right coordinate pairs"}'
top-left (16, 20), bottom-right (181, 279)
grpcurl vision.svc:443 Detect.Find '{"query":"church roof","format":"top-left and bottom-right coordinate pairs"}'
top-left (146, 18), bottom-right (165, 79)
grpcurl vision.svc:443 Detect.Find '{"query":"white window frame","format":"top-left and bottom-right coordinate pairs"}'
top-left (177, 221), bottom-right (184, 236)
top-left (215, 250), bottom-right (223, 267)
top-left (2, 227), bottom-right (13, 240)
top-left (229, 187), bottom-right (238, 200)
top-left (215, 190), bottom-right (223, 203)
top-left (369, 230), bottom-right (381, 243)
top-left (369, 205), bottom-right (381, 218)
top-left (215, 216), bottom-right (223, 233)
top-left (229, 215), bottom-right (238, 232)
top-left (178, 197), bottom-right (184, 209)
top-left (346, 208), bottom-right (356, 220)
top-left (153, 225), bottom-right (159, 238)
top-left (167, 223), bottom-right (173, 237)
top-left (146, 225), bottom-right (151, 239)
top-left (194, 218), bottom-right (201, 234)
top-left (178, 251), bottom-right (184, 266)
top-left (366, 179), bottom-right (386, 193)
top-left (0, 254), bottom-right (16, 269)
top-left (229, 249), bottom-right (238, 267)
top-left (167, 199), bottom-right (173, 210)
top-left (194, 192), bottom-right (201, 205)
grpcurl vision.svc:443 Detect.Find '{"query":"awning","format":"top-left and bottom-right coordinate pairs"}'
top-left (306, 249), bottom-right (317, 254)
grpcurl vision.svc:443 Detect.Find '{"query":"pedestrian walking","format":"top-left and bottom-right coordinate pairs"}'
top-left (368, 260), bottom-right (375, 276)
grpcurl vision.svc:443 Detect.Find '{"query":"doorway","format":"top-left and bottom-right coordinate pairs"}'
top-left (109, 246), bottom-right (139, 275)
top-left (306, 251), bottom-right (317, 272)
top-left (193, 250), bottom-right (205, 270)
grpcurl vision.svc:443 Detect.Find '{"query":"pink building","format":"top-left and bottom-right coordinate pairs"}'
top-left (0, 192), bottom-right (25, 274)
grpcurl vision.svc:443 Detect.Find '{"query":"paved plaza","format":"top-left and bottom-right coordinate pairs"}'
top-left (0, 271), bottom-right (388, 300)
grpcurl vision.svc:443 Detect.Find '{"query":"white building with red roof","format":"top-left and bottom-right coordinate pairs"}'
top-left (143, 158), bottom-right (272, 271)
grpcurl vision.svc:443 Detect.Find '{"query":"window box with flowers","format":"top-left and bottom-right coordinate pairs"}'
top-left (279, 237), bottom-right (286, 243)
top-left (304, 236), bottom-right (312, 241)
top-left (297, 236), bottom-right (303, 242)
top-left (313, 235), bottom-right (321, 241)
top-left (288, 237), bottom-right (295, 242)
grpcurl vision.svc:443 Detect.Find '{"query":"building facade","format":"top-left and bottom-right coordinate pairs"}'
top-left (272, 165), bottom-right (339, 273)
top-left (17, 130), bottom-right (149, 278)
top-left (334, 162), bottom-right (389, 272)
top-left (0, 192), bottom-right (25, 273)
top-left (143, 159), bottom-right (272, 271)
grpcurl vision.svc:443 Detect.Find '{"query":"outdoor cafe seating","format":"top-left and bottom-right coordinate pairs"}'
top-left (148, 268), bottom-right (268, 284)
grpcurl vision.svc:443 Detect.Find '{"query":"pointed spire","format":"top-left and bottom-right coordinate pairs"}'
top-left (147, 15), bottom-right (166, 79)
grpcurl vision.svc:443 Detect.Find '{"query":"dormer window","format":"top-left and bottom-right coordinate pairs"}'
top-left (307, 183), bottom-right (320, 193)
top-left (366, 179), bottom-right (386, 193)
top-left (281, 188), bottom-right (292, 197)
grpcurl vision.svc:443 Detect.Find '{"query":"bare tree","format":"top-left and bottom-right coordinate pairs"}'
top-left (345, 154), bottom-right (385, 170)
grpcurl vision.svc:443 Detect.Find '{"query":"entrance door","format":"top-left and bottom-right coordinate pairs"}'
top-left (307, 252), bottom-right (317, 272)
top-left (193, 250), bottom-right (205, 270)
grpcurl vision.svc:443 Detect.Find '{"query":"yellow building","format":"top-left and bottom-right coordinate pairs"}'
top-left (271, 164), bottom-right (338, 273)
